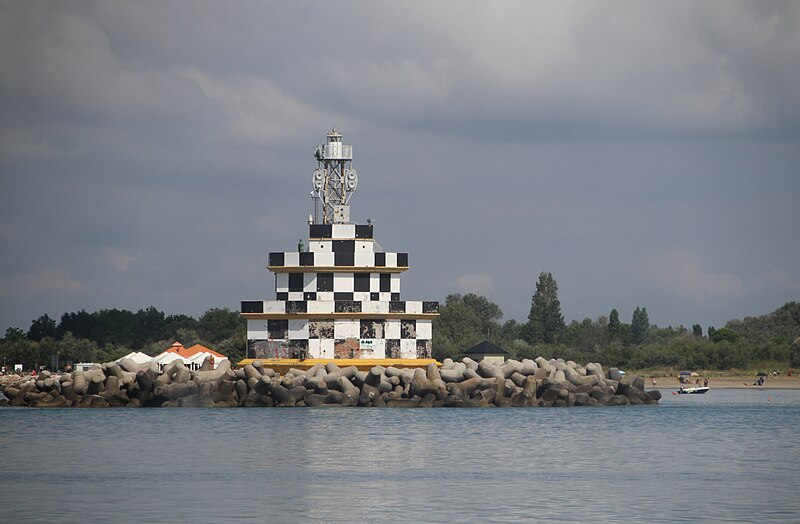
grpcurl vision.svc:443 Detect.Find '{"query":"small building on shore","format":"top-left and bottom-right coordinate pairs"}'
top-left (464, 340), bottom-right (509, 363)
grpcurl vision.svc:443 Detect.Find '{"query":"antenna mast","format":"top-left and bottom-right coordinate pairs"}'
top-left (311, 129), bottom-right (357, 224)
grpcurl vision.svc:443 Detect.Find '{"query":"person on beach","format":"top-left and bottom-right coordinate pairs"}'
top-left (651, 378), bottom-right (657, 388)
top-left (704, 378), bottom-right (709, 387)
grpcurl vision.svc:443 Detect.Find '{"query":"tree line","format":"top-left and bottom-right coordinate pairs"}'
top-left (1, 272), bottom-right (798, 372)
top-left (1, 307), bottom-right (245, 371)
top-left (433, 272), bottom-right (800, 372)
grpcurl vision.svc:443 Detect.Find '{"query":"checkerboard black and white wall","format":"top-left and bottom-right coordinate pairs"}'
top-left (242, 224), bottom-right (438, 360)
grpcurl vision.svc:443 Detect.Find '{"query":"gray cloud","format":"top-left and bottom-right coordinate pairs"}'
top-left (1, 1), bottom-right (798, 333)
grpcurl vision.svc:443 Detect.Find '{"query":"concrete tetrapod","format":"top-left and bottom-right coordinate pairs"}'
top-left (0, 355), bottom-right (660, 408)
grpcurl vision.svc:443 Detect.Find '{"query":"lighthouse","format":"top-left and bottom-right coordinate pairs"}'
top-left (240, 130), bottom-right (439, 367)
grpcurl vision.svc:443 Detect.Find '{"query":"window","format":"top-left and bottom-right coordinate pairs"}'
top-left (288, 273), bottom-right (303, 292)
top-left (317, 273), bottom-right (333, 292)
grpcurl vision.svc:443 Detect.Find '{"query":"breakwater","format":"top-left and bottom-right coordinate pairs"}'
top-left (0, 356), bottom-right (660, 408)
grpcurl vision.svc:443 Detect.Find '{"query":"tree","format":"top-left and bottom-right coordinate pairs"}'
top-left (175, 328), bottom-right (202, 347)
top-left (198, 308), bottom-right (244, 344)
top-left (565, 317), bottom-right (607, 353)
top-left (692, 324), bottom-right (703, 337)
top-left (59, 310), bottom-right (95, 341)
top-left (710, 327), bottom-right (739, 344)
top-left (159, 314), bottom-right (198, 341)
top-left (4, 327), bottom-right (25, 342)
top-left (460, 294), bottom-right (503, 339)
top-left (525, 272), bottom-right (565, 344)
top-left (631, 307), bottom-right (649, 345)
top-left (133, 307), bottom-right (166, 346)
top-left (28, 314), bottom-right (59, 341)
top-left (790, 337), bottom-right (800, 368)
top-left (432, 294), bottom-right (504, 360)
top-left (608, 309), bottom-right (621, 340)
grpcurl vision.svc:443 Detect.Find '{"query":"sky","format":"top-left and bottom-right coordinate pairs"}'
top-left (1, 1), bottom-right (799, 334)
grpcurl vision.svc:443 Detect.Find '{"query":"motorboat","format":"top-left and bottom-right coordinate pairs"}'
top-left (675, 386), bottom-right (709, 394)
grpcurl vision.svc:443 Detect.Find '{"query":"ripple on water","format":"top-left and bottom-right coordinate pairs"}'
top-left (1, 390), bottom-right (799, 523)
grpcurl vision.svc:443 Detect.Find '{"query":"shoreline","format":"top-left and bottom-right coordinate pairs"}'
top-left (647, 376), bottom-right (800, 390)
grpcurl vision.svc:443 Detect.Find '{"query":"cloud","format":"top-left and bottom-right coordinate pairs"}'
top-left (453, 273), bottom-right (495, 295)
top-left (0, 1), bottom-right (797, 333)
top-left (749, 270), bottom-right (800, 293)
top-left (0, 268), bottom-right (88, 299)
top-left (635, 249), bottom-right (745, 301)
top-left (102, 248), bottom-right (139, 274)
top-left (177, 67), bottom-right (346, 146)
top-left (0, 128), bottom-right (78, 159)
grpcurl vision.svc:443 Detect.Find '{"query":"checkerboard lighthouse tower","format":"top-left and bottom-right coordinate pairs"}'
top-left (240, 130), bottom-right (439, 366)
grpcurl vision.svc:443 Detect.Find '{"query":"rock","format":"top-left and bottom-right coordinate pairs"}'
top-left (477, 360), bottom-right (501, 379)
top-left (607, 367), bottom-right (623, 382)
top-left (192, 359), bottom-right (234, 383)
top-left (646, 390), bottom-right (662, 402)
top-left (462, 357), bottom-right (479, 371)
top-left (103, 362), bottom-right (125, 380)
top-left (586, 362), bottom-right (604, 377)
top-left (31, 395), bottom-right (69, 408)
top-left (419, 393), bottom-right (437, 408)
top-left (353, 371), bottom-right (368, 388)
top-left (339, 376), bottom-right (360, 406)
top-left (90, 395), bottom-right (110, 408)
top-left (358, 383), bottom-right (381, 406)
top-left (243, 364), bottom-right (261, 381)
top-left (500, 360), bottom-right (523, 379)
top-left (320, 390), bottom-right (342, 405)
top-left (426, 362), bottom-right (441, 381)
top-left (510, 372), bottom-right (528, 388)
top-left (155, 381), bottom-right (198, 400)
top-left (606, 395), bottom-right (630, 406)
top-left (118, 358), bottom-right (140, 373)
top-left (520, 359), bottom-right (538, 376)
top-left (305, 393), bottom-right (328, 407)
top-left (440, 368), bottom-right (464, 383)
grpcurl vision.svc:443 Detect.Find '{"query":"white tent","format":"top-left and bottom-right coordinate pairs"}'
top-left (116, 351), bottom-right (154, 365)
top-left (153, 351), bottom-right (187, 370)
top-left (186, 351), bottom-right (229, 370)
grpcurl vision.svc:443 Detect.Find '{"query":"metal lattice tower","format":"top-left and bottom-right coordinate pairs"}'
top-left (311, 129), bottom-right (358, 224)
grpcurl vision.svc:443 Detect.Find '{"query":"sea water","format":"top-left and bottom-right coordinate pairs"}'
top-left (1, 389), bottom-right (798, 523)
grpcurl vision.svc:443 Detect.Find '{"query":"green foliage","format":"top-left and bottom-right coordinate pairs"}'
top-left (631, 307), bottom-right (650, 345)
top-left (710, 327), bottom-right (740, 344)
top-left (198, 308), bottom-right (243, 344)
top-left (607, 309), bottom-right (620, 340)
top-left (1, 306), bottom-right (246, 371)
top-left (725, 302), bottom-right (800, 345)
top-left (791, 337), bottom-right (800, 368)
top-left (27, 314), bottom-right (58, 341)
top-left (2, 296), bottom-right (798, 373)
top-left (5, 327), bottom-right (25, 341)
top-left (564, 317), bottom-right (607, 353)
top-left (432, 294), bottom-right (502, 360)
top-left (526, 272), bottom-right (565, 344)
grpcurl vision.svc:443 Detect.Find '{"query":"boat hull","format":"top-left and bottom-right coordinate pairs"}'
top-left (677, 387), bottom-right (710, 394)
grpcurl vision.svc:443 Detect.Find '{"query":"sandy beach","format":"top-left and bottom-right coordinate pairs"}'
top-left (647, 375), bottom-right (800, 390)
